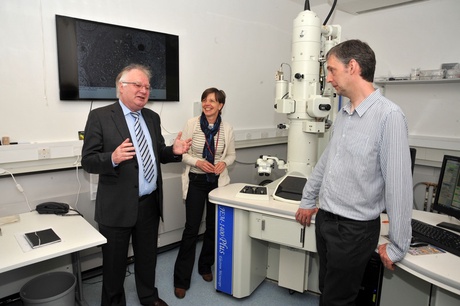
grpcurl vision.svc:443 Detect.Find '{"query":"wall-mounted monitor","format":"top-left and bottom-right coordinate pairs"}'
top-left (55, 15), bottom-right (179, 101)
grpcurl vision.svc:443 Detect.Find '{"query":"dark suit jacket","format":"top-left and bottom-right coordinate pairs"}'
top-left (81, 102), bottom-right (181, 227)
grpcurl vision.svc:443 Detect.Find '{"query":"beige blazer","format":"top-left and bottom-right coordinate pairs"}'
top-left (181, 116), bottom-right (236, 200)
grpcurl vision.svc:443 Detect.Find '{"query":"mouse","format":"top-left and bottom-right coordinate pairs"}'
top-left (410, 238), bottom-right (428, 247)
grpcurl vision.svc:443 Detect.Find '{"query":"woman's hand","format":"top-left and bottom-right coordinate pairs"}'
top-left (214, 162), bottom-right (227, 175)
top-left (196, 160), bottom-right (215, 173)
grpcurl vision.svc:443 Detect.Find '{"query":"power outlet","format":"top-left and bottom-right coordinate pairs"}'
top-left (38, 148), bottom-right (51, 159)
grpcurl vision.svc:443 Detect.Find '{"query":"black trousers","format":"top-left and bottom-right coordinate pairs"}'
top-left (99, 191), bottom-right (160, 306)
top-left (316, 209), bottom-right (380, 306)
top-left (174, 173), bottom-right (218, 289)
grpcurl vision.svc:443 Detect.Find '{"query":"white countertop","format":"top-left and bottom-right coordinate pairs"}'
top-left (210, 183), bottom-right (460, 295)
top-left (0, 211), bottom-right (106, 273)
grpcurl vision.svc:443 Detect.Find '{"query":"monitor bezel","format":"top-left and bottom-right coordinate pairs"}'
top-left (55, 15), bottom-right (180, 102)
top-left (433, 155), bottom-right (460, 220)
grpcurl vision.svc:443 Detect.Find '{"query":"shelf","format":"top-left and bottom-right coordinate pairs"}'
top-left (375, 78), bottom-right (460, 86)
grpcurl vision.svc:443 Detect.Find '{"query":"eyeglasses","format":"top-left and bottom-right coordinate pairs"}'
top-left (121, 81), bottom-right (151, 91)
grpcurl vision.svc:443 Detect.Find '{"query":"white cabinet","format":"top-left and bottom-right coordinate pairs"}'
top-left (248, 212), bottom-right (316, 252)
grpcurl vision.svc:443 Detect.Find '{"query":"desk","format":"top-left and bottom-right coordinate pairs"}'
top-left (379, 210), bottom-right (460, 306)
top-left (210, 183), bottom-right (460, 305)
top-left (0, 211), bottom-right (106, 304)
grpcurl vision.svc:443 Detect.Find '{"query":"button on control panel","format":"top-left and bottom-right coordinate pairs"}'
top-left (236, 185), bottom-right (269, 201)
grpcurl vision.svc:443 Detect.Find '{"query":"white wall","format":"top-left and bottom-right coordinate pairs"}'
top-left (311, 0), bottom-right (460, 170)
top-left (313, 0), bottom-right (460, 78)
top-left (0, 0), bottom-right (300, 144)
top-left (1, 0), bottom-right (458, 147)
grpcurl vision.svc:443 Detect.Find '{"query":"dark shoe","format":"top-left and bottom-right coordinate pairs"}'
top-left (174, 287), bottom-right (186, 299)
top-left (201, 273), bottom-right (213, 282)
top-left (151, 298), bottom-right (168, 306)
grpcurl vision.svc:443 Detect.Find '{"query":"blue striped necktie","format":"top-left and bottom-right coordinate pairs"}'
top-left (130, 112), bottom-right (154, 182)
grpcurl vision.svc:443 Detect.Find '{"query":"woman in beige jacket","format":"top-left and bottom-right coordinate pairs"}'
top-left (174, 88), bottom-right (236, 299)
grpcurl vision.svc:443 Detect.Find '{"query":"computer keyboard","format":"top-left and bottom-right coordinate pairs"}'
top-left (411, 219), bottom-right (460, 257)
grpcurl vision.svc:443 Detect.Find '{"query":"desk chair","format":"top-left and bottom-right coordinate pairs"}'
top-left (413, 181), bottom-right (437, 212)
top-left (422, 182), bottom-right (437, 212)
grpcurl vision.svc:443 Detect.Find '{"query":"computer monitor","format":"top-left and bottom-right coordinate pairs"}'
top-left (433, 155), bottom-right (460, 233)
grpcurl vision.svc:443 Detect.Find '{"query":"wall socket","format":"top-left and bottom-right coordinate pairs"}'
top-left (38, 148), bottom-right (51, 159)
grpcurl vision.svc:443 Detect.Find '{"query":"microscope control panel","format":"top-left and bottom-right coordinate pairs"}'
top-left (236, 185), bottom-right (269, 201)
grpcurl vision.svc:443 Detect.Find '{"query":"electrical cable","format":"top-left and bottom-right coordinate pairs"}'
top-left (62, 208), bottom-right (84, 217)
top-left (73, 155), bottom-right (82, 211)
top-left (0, 168), bottom-right (33, 212)
top-left (281, 62), bottom-right (292, 81)
top-left (278, 62), bottom-right (291, 99)
top-left (235, 159), bottom-right (257, 165)
top-left (323, 0), bottom-right (337, 26)
top-left (150, 100), bottom-right (175, 135)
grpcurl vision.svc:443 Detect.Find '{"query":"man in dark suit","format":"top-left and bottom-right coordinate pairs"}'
top-left (81, 64), bottom-right (191, 306)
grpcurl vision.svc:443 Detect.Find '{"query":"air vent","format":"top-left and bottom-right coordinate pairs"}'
top-left (328, 0), bottom-right (428, 15)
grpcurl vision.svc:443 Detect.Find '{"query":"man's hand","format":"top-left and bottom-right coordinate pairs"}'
top-left (378, 243), bottom-right (395, 271)
top-left (112, 138), bottom-right (136, 165)
top-left (172, 131), bottom-right (192, 155)
top-left (295, 207), bottom-right (318, 226)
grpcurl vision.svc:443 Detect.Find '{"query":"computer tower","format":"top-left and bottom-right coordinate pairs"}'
top-left (356, 252), bottom-right (384, 306)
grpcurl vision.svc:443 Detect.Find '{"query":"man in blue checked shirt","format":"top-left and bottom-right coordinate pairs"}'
top-left (295, 40), bottom-right (412, 306)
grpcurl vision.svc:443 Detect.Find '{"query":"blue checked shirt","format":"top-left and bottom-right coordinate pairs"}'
top-left (300, 89), bottom-right (413, 262)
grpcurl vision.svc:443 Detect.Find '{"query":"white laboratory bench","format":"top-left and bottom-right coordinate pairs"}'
top-left (0, 210), bottom-right (106, 304)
